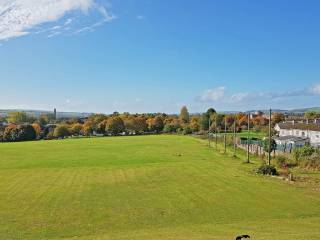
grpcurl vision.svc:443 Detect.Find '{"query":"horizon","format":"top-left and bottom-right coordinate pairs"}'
top-left (1, 106), bottom-right (320, 116)
top-left (1, 1), bottom-right (320, 112)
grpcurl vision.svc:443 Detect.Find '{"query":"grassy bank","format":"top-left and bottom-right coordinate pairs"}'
top-left (0, 135), bottom-right (319, 239)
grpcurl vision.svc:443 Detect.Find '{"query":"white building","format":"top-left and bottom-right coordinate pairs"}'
top-left (275, 122), bottom-right (320, 147)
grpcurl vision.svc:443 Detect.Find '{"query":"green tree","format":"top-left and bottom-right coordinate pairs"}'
top-left (206, 108), bottom-right (216, 115)
top-left (106, 117), bottom-right (125, 135)
top-left (200, 109), bottom-right (218, 131)
top-left (179, 106), bottom-right (190, 123)
top-left (200, 113), bottom-right (210, 130)
top-left (163, 123), bottom-right (178, 133)
top-left (263, 138), bottom-right (277, 153)
top-left (18, 125), bottom-right (37, 141)
top-left (7, 112), bottom-right (28, 124)
top-left (305, 110), bottom-right (320, 119)
top-left (53, 125), bottom-right (70, 138)
top-left (39, 113), bottom-right (56, 125)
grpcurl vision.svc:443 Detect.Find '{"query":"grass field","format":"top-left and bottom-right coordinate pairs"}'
top-left (0, 135), bottom-right (320, 240)
top-left (225, 130), bottom-right (267, 139)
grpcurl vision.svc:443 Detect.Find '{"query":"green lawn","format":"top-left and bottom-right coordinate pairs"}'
top-left (226, 130), bottom-right (267, 139)
top-left (0, 135), bottom-right (319, 240)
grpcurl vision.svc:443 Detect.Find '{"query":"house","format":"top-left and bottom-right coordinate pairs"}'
top-left (275, 121), bottom-right (320, 147)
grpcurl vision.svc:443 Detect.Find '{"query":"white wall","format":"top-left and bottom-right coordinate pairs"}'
top-left (276, 125), bottom-right (320, 146)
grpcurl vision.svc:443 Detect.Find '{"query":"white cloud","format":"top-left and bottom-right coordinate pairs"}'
top-left (50, 25), bottom-right (62, 30)
top-left (310, 84), bottom-right (320, 94)
top-left (47, 31), bottom-right (61, 38)
top-left (197, 83), bottom-right (320, 105)
top-left (0, 0), bottom-right (115, 41)
top-left (199, 87), bottom-right (225, 102)
top-left (64, 18), bottom-right (73, 25)
top-left (230, 92), bottom-right (249, 102)
top-left (136, 15), bottom-right (145, 20)
top-left (75, 5), bottom-right (116, 34)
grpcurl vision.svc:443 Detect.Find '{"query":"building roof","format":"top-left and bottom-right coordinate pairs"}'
top-left (277, 123), bottom-right (320, 131)
top-left (275, 135), bottom-right (309, 142)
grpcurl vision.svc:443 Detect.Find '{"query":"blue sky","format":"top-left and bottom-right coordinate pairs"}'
top-left (1, 0), bottom-right (320, 113)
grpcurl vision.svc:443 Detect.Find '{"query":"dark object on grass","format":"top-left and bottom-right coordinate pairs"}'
top-left (257, 164), bottom-right (278, 175)
top-left (236, 235), bottom-right (250, 240)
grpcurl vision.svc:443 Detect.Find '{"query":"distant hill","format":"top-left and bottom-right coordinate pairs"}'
top-left (0, 109), bottom-right (92, 119)
top-left (244, 107), bottom-right (320, 115)
top-left (220, 107), bottom-right (320, 115)
top-left (1, 107), bottom-right (319, 119)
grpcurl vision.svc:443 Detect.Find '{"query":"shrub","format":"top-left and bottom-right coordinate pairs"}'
top-left (293, 145), bottom-right (315, 163)
top-left (2, 124), bottom-right (37, 142)
top-left (18, 125), bottom-right (37, 141)
top-left (257, 165), bottom-right (278, 175)
top-left (53, 125), bottom-right (70, 138)
top-left (182, 126), bottom-right (192, 135)
top-left (263, 138), bottom-right (277, 153)
top-left (299, 153), bottom-right (320, 169)
top-left (275, 156), bottom-right (287, 168)
top-left (163, 124), bottom-right (178, 133)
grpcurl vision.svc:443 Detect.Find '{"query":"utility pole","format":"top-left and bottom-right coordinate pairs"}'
top-left (208, 116), bottom-right (211, 147)
top-left (268, 108), bottom-right (272, 165)
top-left (247, 114), bottom-right (250, 163)
top-left (224, 116), bottom-right (227, 154)
top-left (233, 116), bottom-right (236, 157)
top-left (215, 115), bottom-right (218, 150)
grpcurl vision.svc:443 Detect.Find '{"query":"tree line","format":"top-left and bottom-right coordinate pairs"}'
top-left (0, 107), bottom-right (286, 142)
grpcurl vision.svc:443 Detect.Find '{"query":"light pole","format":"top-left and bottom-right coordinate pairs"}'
top-left (268, 108), bottom-right (272, 165)
top-left (224, 116), bottom-right (227, 154)
top-left (208, 116), bottom-right (211, 147)
top-left (233, 116), bottom-right (236, 157)
top-left (247, 114), bottom-right (250, 163)
top-left (215, 115), bottom-right (218, 150)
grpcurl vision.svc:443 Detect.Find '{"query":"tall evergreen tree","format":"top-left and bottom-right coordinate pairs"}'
top-left (179, 106), bottom-right (190, 123)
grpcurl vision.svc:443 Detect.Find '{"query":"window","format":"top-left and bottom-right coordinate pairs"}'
top-left (296, 131), bottom-right (299, 135)
top-left (302, 132), bottom-right (305, 136)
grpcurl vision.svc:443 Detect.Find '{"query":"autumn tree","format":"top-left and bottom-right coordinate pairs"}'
top-left (238, 115), bottom-right (248, 128)
top-left (179, 106), bottom-right (190, 123)
top-left (189, 116), bottom-right (200, 132)
top-left (32, 123), bottom-right (41, 138)
top-left (71, 123), bottom-right (83, 135)
top-left (2, 124), bottom-right (36, 142)
top-left (130, 116), bottom-right (148, 134)
top-left (272, 113), bottom-right (285, 123)
top-left (53, 125), bottom-right (70, 138)
top-left (82, 121), bottom-right (94, 136)
top-left (106, 117), bottom-right (125, 135)
top-left (148, 116), bottom-right (164, 133)
top-left (97, 119), bottom-right (108, 134)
